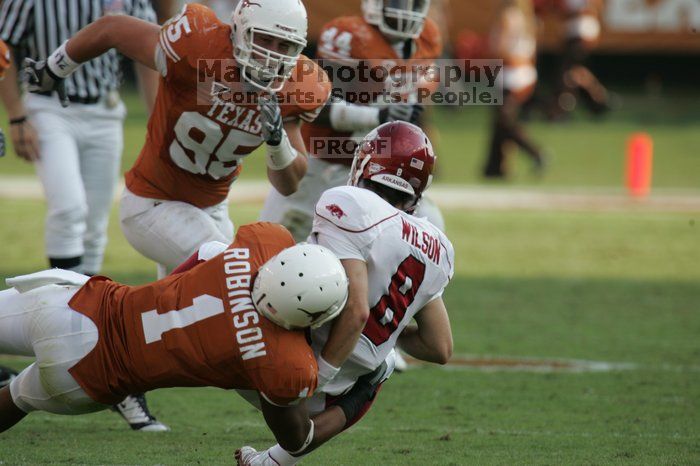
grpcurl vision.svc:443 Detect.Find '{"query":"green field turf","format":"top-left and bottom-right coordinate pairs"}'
top-left (1, 89), bottom-right (699, 189)
top-left (0, 88), bottom-right (698, 463)
top-left (0, 199), bottom-right (698, 465)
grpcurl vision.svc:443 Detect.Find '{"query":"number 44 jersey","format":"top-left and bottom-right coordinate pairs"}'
top-left (125, 3), bottom-right (331, 208)
top-left (309, 186), bottom-right (455, 395)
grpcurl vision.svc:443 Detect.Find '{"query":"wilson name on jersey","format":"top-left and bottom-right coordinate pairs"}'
top-left (125, 4), bottom-right (331, 208)
top-left (309, 186), bottom-right (454, 394)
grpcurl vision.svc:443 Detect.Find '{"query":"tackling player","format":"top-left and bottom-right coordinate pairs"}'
top-left (24, 0), bottom-right (331, 275)
top-left (259, 0), bottom-right (446, 239)
top-left (0, 39), bottom-right (8, 157)
top-left (0, 223), bottom-right (360, 457)
top-left (237, 121), bottom-right (455, 465)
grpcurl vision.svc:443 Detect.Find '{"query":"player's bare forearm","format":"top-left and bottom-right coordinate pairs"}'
top-left (0, 57), bottom-right (26, 119)
top-left (266, 154), bottom-right (307, 196)
top-left (135, 62), bottom-right (159, 115)
top-left (321, 259), bottom-right (370, 367)
top-left (266, 121), bottom-right (308, 196)
top-left (65, 15), bottom-right (159, 70)
top-left (398, 298), bottom-right (452, 364)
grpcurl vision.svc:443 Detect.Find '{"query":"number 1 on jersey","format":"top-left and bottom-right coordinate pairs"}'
top-left (363, 255), bottom-right (426, 346)
top-left (141, 295), bottom-right (225, 344)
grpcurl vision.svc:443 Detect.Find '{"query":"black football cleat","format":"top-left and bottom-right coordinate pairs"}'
top-left (112, 394), bottom-right (170, 432)
top-left (0, 365), bottom-right (18, 388)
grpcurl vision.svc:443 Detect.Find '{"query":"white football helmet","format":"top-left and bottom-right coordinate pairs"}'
top-left (252, 244), bottom-right (348, 330)
top-left (362, 0), bottom-right (430, 40)
top-left (230, 0), bottom-right (308, 91)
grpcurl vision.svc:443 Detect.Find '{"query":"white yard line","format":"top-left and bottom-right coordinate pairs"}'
top-left (1, 176), bottom-right (699, 211)
top-left (404, 354), bottom-right (700, 373)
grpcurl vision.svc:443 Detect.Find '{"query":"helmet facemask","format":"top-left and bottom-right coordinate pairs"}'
top-left (234, 27), bottom-right (306, 92)
top-left (363, 0), bottom-right (430, 41)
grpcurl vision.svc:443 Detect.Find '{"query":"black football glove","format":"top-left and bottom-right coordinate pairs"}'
top-left (258, 93), bottom-right (283, 146)
top-left (23, 58), bottom-right (69, 107)
top-left (333, 360), bottom-right (389, 427)
top-left (379, 102), bottom-right (424, 125)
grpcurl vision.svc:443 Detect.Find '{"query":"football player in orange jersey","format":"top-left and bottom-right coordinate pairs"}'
top-left (24, 0), bottom-right (332, 276)
top-left (259, 0), bottom-right (447, 240)
top-left (482, 0), bottom-right (545, 178)
top-left (0, 222), bottom-right (373, 460)
top-left (0, 38), bottom-right (9, 157)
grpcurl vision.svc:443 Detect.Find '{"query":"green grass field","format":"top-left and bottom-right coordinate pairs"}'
top-left (0, 89), bottom-right (699, 464)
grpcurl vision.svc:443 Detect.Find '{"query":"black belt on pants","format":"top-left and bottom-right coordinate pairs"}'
top-left (36, 91), bottom-right (100, 105)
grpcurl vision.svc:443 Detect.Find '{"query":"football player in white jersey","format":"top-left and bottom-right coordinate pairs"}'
top-left (236, 121), bottom-right (454, 466)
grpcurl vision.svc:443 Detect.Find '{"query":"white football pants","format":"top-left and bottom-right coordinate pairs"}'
top-left (0, 285), bottom-right (107, 414)
top-left (119, 188), bottom-right (234, 276)
top-left (26, 94), bottom-right (125, 275)
top-left (259, 157), bottom-right (446, 241)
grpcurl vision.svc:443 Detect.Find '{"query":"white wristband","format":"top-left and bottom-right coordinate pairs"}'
top-left (266, 131), bottom-right (298, 170)
top-left (329, 100), bottom-right (380, 132)
top-left (316, 355), bottom-right (340, 389)
top-left (47, 41), bottom-right (80, 78)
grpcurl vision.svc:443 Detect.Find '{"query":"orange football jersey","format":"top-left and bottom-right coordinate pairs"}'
top-left (0, 39), bottom-right (10, 79)
top-left (125, 4), bottom-right (331, 208)
top-left (303, 16), bottom-right (442, 166)
top-left (68, 222), bottom-right (318, 406)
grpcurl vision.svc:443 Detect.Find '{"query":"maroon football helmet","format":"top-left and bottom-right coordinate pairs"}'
top-left (349, 121), bottom-right (436, 212)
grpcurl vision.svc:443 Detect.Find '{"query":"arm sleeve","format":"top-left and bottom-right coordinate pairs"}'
top-left (426, 237), bottom-right (455, 302)
top-left (310, 188), bottom-right (387, 261)
top-left (0, 0), bottom-right (34, 47)
top-left (156, 4), bottom-right (208, 78)
top-left (312, 217), bottom-right (367, 262)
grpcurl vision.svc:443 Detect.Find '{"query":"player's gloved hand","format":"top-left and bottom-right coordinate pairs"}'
top-left (22, 58), bottom-right (69, 107)
top-left (235, 446), bottom-right (282, 466)
top-left (259, 93), bottom-right (283, 146)
top-left (333, 359), bottom-right (389, 427)
top-left (379, 102), bottom-right (424, 125)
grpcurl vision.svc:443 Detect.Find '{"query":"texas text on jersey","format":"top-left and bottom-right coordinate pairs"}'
top-left (68, 222), bottom-right (318, 406)
top-left (125, 4), bottom-right (331, 208)
top-left (309, 185), bottom-right (454, 395)
top-left (304, 15), bottom-right (442, 166)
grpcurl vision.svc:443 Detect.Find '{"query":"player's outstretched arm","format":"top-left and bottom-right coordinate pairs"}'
top-left (315, 97), bottom-right (424, 132)
top-left (262, 109), bottom-right (308, 196)
top-left (398, 297), bottom-right (453, 364)
top-left (64, 16), bottom-right (160, 70)
top-left (316, 259), bottom-right (370, 387)
top-left (22, 15), bottom-right (159, 104)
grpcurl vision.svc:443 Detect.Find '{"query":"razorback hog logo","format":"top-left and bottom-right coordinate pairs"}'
top-left (326, 204), bottom-right (346, 219)
top-left (240, 0), bottom-right (262, 8)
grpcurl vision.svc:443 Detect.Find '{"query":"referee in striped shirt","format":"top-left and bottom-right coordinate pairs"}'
top-left (0, 0), bottom-right (167, 431)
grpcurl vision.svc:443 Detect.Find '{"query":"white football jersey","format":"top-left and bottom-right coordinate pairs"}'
top-left (308, 186), bottom-right (455, 395)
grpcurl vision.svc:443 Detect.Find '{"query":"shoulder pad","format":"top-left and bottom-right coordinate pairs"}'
top-left (317, 16), bottom-right (385, 60)
top-left (160, 4), bottom-right (227, 67)
top-left (315, 186), bottom-right (399, 233)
